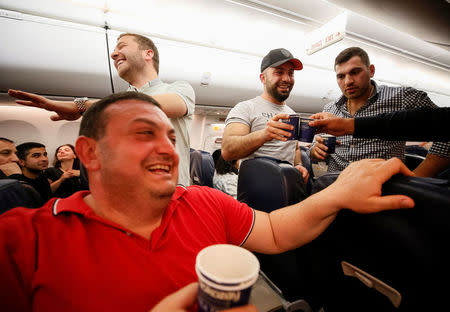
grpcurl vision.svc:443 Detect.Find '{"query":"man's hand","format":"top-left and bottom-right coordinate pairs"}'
top-left (150, 282), bottom-right (198, 312)
top-left (327, 158), bottom-right (415, 213)
top-left (0, 162), bottom-right (22, 176)
top-left (309, 112), bottom-right (354, 136)
top-left (8, 89), bottom-right (81, 121)
top-left (310, 135), bottom-right (329, 161)
top-left (262, 113), bottom-right (296, 142)
top-left (61, 170), bottom-right (75, 181)
top-left (295, 164), bottom-right (310, 183)
top-left (150, 282), bottom-right (257, 312)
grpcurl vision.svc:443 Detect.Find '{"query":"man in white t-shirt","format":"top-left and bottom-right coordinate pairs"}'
top-left (222, 48), bottom-right (309, 182)
top-left (8, 33), bottom-right (195, 186)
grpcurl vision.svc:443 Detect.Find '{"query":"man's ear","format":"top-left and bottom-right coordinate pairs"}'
top-left (18, 159), bottom-right (25, 168)
top-left (144, 49), bottom-right (154, 62)
top-left (259, 72), bottom-right (266, 84)
top-left (369, 64), bottom-right (375, 78)
top-left (75, 136), bottom-right (100, 171)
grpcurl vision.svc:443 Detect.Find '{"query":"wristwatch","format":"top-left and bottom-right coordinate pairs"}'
top-left (74, 97), bottom-right (88, 115)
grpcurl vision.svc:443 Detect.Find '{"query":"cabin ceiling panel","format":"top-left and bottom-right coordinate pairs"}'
top-left (1, 0), bottom-right (449, 109)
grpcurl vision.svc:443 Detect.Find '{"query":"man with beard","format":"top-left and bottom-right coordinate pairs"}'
top-left (8, 33), bottom-right (195, 186)
top-left (221, 48), bottom-right (309, 183)
top-left (309, 47), bottom-right (449, 177)
top-left (14, 142), bottom-right (52, 205)
top-left (0, 92), bottom-right (415, 311)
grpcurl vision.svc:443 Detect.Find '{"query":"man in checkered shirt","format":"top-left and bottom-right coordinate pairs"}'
top-left (309, 47), bottom-right (449, 177)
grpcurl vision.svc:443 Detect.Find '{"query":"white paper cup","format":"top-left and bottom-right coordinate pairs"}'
top-left (196, 244), bottom-right (260, 312)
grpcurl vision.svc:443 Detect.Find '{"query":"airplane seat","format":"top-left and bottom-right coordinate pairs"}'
top-left (405, 144), bottom-right (428, 157)
top-left (237, 157), bottom-right (311, 304)
top-left (404, 153), bottom-right (425, 170)
top-left (436, 167), bottom-right (450, 180)
top-left (189, 149), bottom-right (215, 187)
top-left (0, 179), bottom-right (43, 214)
top-left (304, 173), bottom-right (450, 311)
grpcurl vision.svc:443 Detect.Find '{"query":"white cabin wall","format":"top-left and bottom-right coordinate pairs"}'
top-left (190, 114), bottom-right (226, 153)
top-left (0, 103), bottom-right (80, 165)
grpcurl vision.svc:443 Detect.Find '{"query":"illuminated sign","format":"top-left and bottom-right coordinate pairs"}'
top-left (305, 12), bottom-right (347, 55)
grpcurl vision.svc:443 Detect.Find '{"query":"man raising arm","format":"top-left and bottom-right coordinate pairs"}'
top-left (8, 33), bottom-right (194, 186)
top-left (0, 92), bottom-right (413, 312)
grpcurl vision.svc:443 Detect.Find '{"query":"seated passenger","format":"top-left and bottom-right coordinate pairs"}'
top-left (46, 144), bottom-right (85, 198)
top-left (0, 92), bottom-right (415, 311)
top-left (14, 142), bottom-right (52, 205)
top-left (308, 47), bottom-right (449, 177)
top-left (213, 153), bottom-right (239, 199)
top-left (309, 107), bottom-right (450, 177)
top-left (0, 137), bottom-right (21, 179)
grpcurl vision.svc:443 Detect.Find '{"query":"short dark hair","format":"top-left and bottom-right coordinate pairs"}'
top-left (0, 137), bottom-right (14, 144)
top-left (16, 142), bottom-right (46, 160)
top-left (335, 47), bottom-right (370, 68)
top-left (212, 149), bottom-right (221, 167)
top-left (215, 155), bottom-right (238, 175)
top-left (79, 91), bottom-right (161, 140)
top-left (53, 144), bottom-right (80, 169)
top-left (118, 33), bottom-right (160, 74)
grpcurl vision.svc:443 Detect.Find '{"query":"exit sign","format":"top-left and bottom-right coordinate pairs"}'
top-left (305, 12), bottom-right (347, 55)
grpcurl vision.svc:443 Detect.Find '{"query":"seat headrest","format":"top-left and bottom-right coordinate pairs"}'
top-left (237, 157), bottom-right (307, 212)
top-left (190, 149), bottom-right (215, 187)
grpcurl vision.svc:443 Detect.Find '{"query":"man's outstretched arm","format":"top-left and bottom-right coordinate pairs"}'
top-left (8, 89), bottom-right (95, 121)
top-left (243, 158), bottom-right (415, 254)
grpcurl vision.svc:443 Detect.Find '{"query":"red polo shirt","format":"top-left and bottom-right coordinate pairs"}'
top-left (0, 186), bottom-right (255, 312)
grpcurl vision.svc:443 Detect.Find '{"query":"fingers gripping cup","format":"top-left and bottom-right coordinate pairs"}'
top-left (322, 134), bottom-right (337, 154)
top-left (196, 244), bottom-right (260, 312)
top-left (280, 114), bottom-right (300, 140)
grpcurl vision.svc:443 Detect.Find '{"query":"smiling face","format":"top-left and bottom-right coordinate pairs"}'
top-left (110, 35), bottom-right (148, 81)
top-left (56, 145), bottom-right (76, 161)
top-left (95, 100), bottom-right (179, 199)
top-left (335, 55), bottom-right (374, 100)
top-left (261, 62), bottom-right (295, 103)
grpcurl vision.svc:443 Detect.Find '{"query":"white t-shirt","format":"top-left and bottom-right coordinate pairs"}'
top-left (225, 96), bottom-right (297, 165)
top-left (128, 79), bottom-right (195, 186)
top-left (213, 172), bottom-right (238, 199)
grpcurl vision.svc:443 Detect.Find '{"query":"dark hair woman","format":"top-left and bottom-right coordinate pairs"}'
top-left (46, 144), bottom-right (85, 198)
top-left (213, 155), bottom-right (239, 198)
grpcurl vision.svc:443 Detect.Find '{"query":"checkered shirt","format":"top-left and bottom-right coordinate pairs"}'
top-left (310, 81), bottom-right (450, 172)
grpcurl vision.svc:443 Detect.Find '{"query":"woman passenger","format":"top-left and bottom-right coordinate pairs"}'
top-left (46, 144), bottom-right (83, 198)
top-left (213, 154), bottom-right (239, 199)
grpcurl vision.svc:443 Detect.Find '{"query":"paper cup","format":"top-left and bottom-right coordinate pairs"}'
top-left (196, 244), bottom-right (260, 312)
top-left (322, 134), bottom-right (336, 154)
top-left (281, 114), bottom-right (300, 140)
top-left (299, 117), bottom-right (316, 143)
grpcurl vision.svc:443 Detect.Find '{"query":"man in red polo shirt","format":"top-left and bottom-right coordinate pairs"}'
top-left (0, 92), bottom-right (414, 312)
